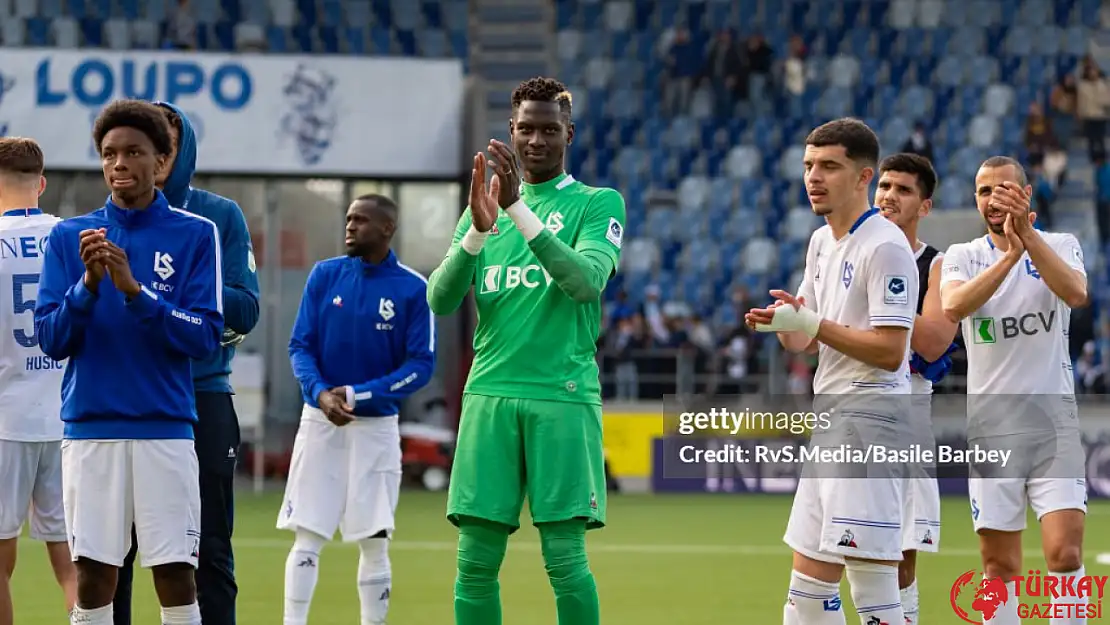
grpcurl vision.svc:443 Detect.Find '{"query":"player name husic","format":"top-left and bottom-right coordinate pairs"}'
top-left (678, 444), bottom-right (1010, 467)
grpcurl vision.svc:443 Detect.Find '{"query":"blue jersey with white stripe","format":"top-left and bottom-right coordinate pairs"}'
top-left (35, 190), bottom-right (224, 440)
top-left (288, 250), bottom-right (435, 417)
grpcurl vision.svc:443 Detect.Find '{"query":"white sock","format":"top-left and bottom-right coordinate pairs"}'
top-left (70, 604), bottom-right (113, 624)
top-left (845, 561), bottom-right (904, 625)
top-left (284, 529), bottom-right (328, 625)
top-left (783, 570), bottom-right (847, 625)
top-left (900, 580), bottom-right (919, 625)
top-left (983, 581), bottom-right (1019, 625)
top-left (358, 537), bottom-right (392, 625)
top-left (160, 603), bottom-right (201, 625)
top-left (1048, 567), bottom-right (1086, 625)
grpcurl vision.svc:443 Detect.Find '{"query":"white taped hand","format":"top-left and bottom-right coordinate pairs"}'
top-left (754, 303), bottom-right (820, 338)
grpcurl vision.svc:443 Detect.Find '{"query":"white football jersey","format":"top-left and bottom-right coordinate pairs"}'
top-left (940, 232), bottom-right (1084, 396)
top-left (797, 208), bottom-right (919, 395)
top-left (0, 210), bottom-right (65, 441)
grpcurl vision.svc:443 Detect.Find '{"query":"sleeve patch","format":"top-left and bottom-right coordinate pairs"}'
top-left (606, 217), bottom-right (623, 248)
top-left (884, 274), bottom-right (909, 305)
top-left (247, 249), bottom-right (257, 273)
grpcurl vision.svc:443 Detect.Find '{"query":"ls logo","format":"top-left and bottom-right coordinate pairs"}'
top-left (376, 298), bottom-right (395, 331)
top-left (378, 298), bottom-right (395, 321)
top-left (546, 212), bottom-right (564, 235)
top-left (823, 597), bottom-right (842, 612)
top-left (1024, 259), bottom-right (1041, 280)
top-left (841, 261), bottom-right (854, 289)
top-left (154, 251), bottom-right (175, 280)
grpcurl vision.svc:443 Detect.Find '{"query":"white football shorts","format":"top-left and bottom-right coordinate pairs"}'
top-left (968, 427), bottom-right (1088, 532)
top-left (0, 439), bottom-right (66, 542)
top-left (277, 405), bottom-right (402, 542)
top-left (61, 439), bottom-right (200, 568)
top-left (784, 475), bottom-right (907, 564)
top-left (901, 478), bottom-right (941, 552)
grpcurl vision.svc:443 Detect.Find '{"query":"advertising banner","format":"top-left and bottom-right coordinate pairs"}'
top-left (0, 48), bottom-right (464, 176)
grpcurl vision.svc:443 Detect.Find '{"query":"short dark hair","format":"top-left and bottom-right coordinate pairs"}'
top-left (354, 193), bottom-right (398, 219)
top-left (980, 155), bottom-right (1028, 186)
top-left (805, 118), bottom-right (880, 167)
top-left (511, 77), bottom-right (573, 120)
top-left (0, 137), bottom-right (45, 177)
top-left (92, 99), bottom-right (174, 156)
top-left (879, 153), bottom-right (938, 199)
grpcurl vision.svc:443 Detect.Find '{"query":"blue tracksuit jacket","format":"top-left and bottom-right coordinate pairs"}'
top-left (288, 251), bottom-right (435, 417)
top-left (156, 102), bottom-right (260, 394)
top-left (34, 190), bottom-right (224, 439)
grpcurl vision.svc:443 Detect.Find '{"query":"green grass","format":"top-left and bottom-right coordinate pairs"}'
top-left (11, 491), bottom-right (1110, 623)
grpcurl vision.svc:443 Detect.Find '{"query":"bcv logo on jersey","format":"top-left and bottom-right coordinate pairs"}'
top-left (151, 251), bottom-right (175, 292)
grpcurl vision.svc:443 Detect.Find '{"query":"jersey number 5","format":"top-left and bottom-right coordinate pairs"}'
top-left (11, 273), bottom-right (39, 348)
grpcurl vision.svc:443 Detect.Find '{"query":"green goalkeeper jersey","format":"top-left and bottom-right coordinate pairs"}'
top-left (448, 173), bottom-right (625, 405)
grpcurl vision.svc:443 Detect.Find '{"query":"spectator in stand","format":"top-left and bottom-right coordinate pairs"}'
top-left (1028, 160), bottom-right (1056, 230)
top-left (1075, 341), bottom-right (1106, 393)
top-left (703, 29), bottom-right (745, 118)
top-left (1077, 56), bottom-right (1110, 162)
top-left (783, 35), bottom-right (808, 119)
top-left (661, 28), bottom-right (700, 116)
top-left (745, 34), bottom-right (774, 115)
top-left (1023, 102), bottom-right (1059, 163)
top-left (166, 0), bottom-right (197, 49)
top-left (1049, 74), bottom-right (1078, 149)
top-left (901, 121), bottom-right (935, 163)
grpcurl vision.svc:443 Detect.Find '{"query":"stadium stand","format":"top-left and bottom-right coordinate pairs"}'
top-left (2, 0), bottom-right (1110, 397)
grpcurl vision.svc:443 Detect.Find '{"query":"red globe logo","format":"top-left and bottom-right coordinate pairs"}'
top-left (950, 570), bottom-right (1010, 624)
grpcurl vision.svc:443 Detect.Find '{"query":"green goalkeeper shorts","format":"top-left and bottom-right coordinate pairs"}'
top-left (446, 393), bottom-right (607, 532)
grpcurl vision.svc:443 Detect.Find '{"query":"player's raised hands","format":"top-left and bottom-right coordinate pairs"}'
top-left (993, 182), bottom-right (1036, 236)
top-left (1002, 214), bottom-right (1026, 256)
top-left (78, 228), bottom-right (109, 292)
top-left (317, 388), bottom-right (355, 426)
top-left (486, 139), bottom-right (522, 209)
top-left (100, 242), bottom-right (142, 298)
top-left (468, 153), bottom-right (499, 232)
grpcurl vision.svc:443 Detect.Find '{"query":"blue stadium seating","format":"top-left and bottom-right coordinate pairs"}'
top-left (0, 0), bottom-right (470, 67)
top-left (1, 0), bottom-right (1106, 333)
top-left (554, 0), bottom-right (1106, 331)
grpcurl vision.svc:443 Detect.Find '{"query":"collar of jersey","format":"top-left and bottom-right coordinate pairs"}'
top-left (104, 189), bottom-right (171, 228)
top-left (353, 249), bottom-right (397, 274)
top-left (848, 206), bottom-right (879, 235)
top-left (520, 172), bottom-right (575, 197)
top-left (1, 208), bottom-right (42, 217)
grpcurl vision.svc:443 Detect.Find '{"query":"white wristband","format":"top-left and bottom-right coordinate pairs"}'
top-left (460, 226), bottom-right (489, 255)
top-left (505, 200), bottom-right (545, 241)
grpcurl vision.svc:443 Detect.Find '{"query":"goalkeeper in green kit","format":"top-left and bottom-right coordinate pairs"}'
top-left (427, 77), bottom-right (626, 625)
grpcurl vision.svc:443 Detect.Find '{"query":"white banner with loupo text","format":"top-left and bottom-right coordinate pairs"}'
top-left (0, 48), bottom-right (464, 177)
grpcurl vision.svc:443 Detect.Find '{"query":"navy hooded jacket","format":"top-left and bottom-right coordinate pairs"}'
top-left (34, 190), bottom-right (224, 439)
top-left (156, 102), bottom-right (260, 394)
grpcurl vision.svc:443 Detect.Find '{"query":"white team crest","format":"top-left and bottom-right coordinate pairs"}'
top-left (154, 252), bottom-right (175, 280)
top-left (546, 212), bottom-right (564, 235)
top-left (606, 217), bottom-right (623, 248)
top-left (247, 249), bottom-right (257, 273)
top-left (379, 298), bottom-right (395, 321)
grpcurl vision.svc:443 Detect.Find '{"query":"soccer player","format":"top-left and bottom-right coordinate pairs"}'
top-left (426, 77), bottom-right (625, 625)
top-left (939, 156), bottom-right (1088, 625)
top-left (112, 102), bottom-right (261, 625)
top-left (0, 137), bottom-right (76, 624)
top-left (34, 99), bottom-right (223, 625)
top-left (745, 118), bottom-right (918, 625)
top-left (875, 152), bottom-right (960, 625)
top-left (280, 193), bottom-right (434, 625)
